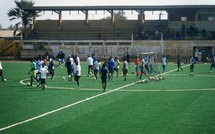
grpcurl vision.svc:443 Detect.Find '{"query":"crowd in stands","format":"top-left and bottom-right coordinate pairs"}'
top-left (134, 25), bottom-right (215, 40)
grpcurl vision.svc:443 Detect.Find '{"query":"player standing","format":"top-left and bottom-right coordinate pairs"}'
top-left (100, 64), bottom-right (110, 91)
top-left (177, 55), bottom-right (183, 72)
top-left (108, 57), bottom-right (114, 81)
top-left (48, 57), bottom-right (55, 80)
top-left (28, 59), bottom-right (39, 86)
top-left (0, 61), bottom-right (6, 82)
top-left (73, 58), bottom-right (81, 88)
top-left (135, 56), bottom-right (140, 78)
top-left (209, 55), bottom-right (215, 73)
top-left (65, 58), bottom-right (72, 81)
top-left (87, 55), bottom-right (93, 76)
top-left (94, 59), bottom-right (101, 80)
top-left (144, 56), bottom-right (149, 73)
top-left (149, 56), bottom-right (154, 74)
top-left (190, 56), bottom-right (195, 75)
top-left (161, 55), bottom-right (167, 72)
top-left (114, 57), bottom-right (120, 78)
top-left (122, 58), bottom-right (128, 81)
top-left (139, 57), bottom-right (146, 79)
top-left (39, 64), bottom-right (49, 90)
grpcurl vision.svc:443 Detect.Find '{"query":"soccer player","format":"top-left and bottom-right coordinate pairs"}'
top-left (126, 53), bottom-right (131, 67)
top-left (177, 55), bottom-right (183, 72)
top-left (161, 55), bottom-right (167, 72)
top-left (69, 55), bottom-right (74, 80)
top-left (190, 56), bottom-right (195, 75)
top-left (28, 59), bottom-right (39, 86)
top-left (139, 57), bottom-right (146, 79)
top-left (94, 59), bottom-right (101, 80)
top-left (73, 58), bottom-right (81, 88)
top-left (108, 57), bottom-right (114, 81)
top-left (0, 61), bottom-right (6, 82)
top-left (87, 55), bottom-right (93, 76)
top-left (209, 55), bottom-right (215, 73)
top-left (149, 56), bottom-right (154, 74)
top-left (65, 58), bottom-right (72, 81)
top-left (122, 58), bottom-right (128, 81)
top-left (100, 64), bottom-right (110, 91)
top-left (144, 56), bottom-right (149, 73)
top-left (114, 57), bottom-right (120, 78)
top-left (48, 57), bottom-right (55, 80)
top-left (39, 64), bottom-right (49, 90)
top-left (135, 56), bottom-right (140, 78)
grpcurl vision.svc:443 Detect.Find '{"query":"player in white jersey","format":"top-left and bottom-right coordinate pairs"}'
top-left (149, 56), bottom-right (154, 74)
top-left (73, 59), bottom-right (81, 88)
top-left (94, 59), bottom-right (101, 80)
top-left (39, 64), bottom-right (49, 90)
top-left (114, 57), bottom-right (120, 78)
top-left (87, 56), bottom-right (94, 76)
top-left (161, 55), bottom-right (167, 72)
top-left (0, 61), bottom-right (6, 82)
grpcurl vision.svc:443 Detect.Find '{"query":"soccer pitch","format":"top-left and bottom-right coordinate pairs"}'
top-left (0, 62), bottom-right (215, 134)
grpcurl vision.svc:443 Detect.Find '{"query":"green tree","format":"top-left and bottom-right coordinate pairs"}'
top-left (102, 11), bottom-right (127, 20)
top-left (8, 0), bottom-right (37, 38)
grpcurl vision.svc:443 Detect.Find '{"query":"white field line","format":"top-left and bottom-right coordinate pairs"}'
top-left (1, 64), bottom-right (189, 132)
top-left (118, 88), bottom-right (215, 92)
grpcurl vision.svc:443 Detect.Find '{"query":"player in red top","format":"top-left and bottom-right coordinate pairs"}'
top-left (135, 56), bottom-right (139, 77)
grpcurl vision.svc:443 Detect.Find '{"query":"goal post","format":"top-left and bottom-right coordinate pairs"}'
top-left (140, 52), bottom-right (160, 76)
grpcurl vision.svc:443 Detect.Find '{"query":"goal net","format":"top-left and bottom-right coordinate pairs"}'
top-left (139, 52), bottom-right (162, 81)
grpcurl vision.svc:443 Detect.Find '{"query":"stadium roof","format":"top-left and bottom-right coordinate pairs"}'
top-left (23, 5), bottom-right (215, 11)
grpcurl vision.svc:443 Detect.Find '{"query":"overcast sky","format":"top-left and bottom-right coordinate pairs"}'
top-left (1, 0), bottom-right (215, 28)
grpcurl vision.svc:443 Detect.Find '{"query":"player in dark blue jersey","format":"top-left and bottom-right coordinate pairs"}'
top-left (107, 57), bottom-right (114, 81)
top-left (190, 56), bottom-right (195, 75)
top-left (177, 55), bottom-right (183, 72)
top-left (100, 64), bottom-right (110, 92)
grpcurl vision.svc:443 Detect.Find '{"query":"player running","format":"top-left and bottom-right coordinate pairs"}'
top-left (28, 59), bottom-right (39, 86)
top-left (177, 55), bottom-right (183, 72)
top-left (209, 55), bottom-right (215, 73)
top-left (190, 56), bottom-right (195, 75)
top-left (122, 58), bottom-right (128, 81)
top-left (48, 57), bottom-right (55, 80)
top-left (149, 56), bottom-right (154, 74)
top-left (161, 55), bottom-right (167, 72)
top-left (100, 64), bottom-right (110, 91)
top-left (65, 58), bottom-right (72, 81)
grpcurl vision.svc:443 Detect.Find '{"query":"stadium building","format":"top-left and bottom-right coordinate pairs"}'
top-left (1, 5), bottom-right (215, 61)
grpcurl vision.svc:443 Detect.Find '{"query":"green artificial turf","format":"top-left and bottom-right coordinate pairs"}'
top-left (0, 62), bottom-right (215, 134)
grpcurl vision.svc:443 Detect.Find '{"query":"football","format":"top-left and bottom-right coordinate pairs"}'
top-left (62, 77), bottom-right (65, 80)
top-left (27, 82), bottom-right (30, 86)
top-left (3, 79), bottom-right (7, 82)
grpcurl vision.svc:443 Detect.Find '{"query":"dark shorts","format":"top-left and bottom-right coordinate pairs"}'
top-left (75, 76), bottom-right (81, 81)
top-left (40, 79), bottom-right (46, 84)
top-left (123, 69), bottom-right (128, 75)
top-left (94, 69), bottom-right (98, 74)
top-left (67, 68), bottom-right (72, 75)
top-left (114, 68), bottom-right (119, 71)
top-left (211, 64), bottom-right (215, 68)
top-left (109, 69), bottom-right (114, 74)
top-left (49, 69), bottom-right (54, 74)
top-left (101, 78), bottom-right (107, 83)
top-left (88, 65), bottom-right (93, 69)
top-left (0, 69), bottom-right (2, 76)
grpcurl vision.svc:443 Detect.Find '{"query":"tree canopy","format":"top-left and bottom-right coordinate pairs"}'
top-left (102, 11), bottom-right (127, 20)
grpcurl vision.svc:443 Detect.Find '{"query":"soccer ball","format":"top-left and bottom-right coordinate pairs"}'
top-left (68, 75), bottom-right (71, 78)
top-left (159, 77), bottom-right (163, 80)
top-left (141, 80), bottom-right (145, 83)
top-left (155, 77), bottom-right (159, 81)
top-left (93, 77), bottom-right (96, 80)
top-left (62, 77), bottom-right (65, 80)
top-left (27, 82), bottom-right (30, 86)
top-left (3, 79), bottom-right (7, 82)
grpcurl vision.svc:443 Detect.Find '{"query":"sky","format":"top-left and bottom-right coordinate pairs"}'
top-left (1, 0), bottom-right (215, 29)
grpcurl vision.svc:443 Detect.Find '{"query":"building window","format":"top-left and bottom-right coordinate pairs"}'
top-left (181, 17), bottom-right (187, 21)
top-left (208, 16), bottom-right (215, 21)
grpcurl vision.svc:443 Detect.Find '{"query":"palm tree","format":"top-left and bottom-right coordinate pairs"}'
top-left (8, 0), bottom-right (37, 38)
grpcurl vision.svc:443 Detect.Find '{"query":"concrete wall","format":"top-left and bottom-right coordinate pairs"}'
top-left (21, 40), bottom-right (215, 60)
